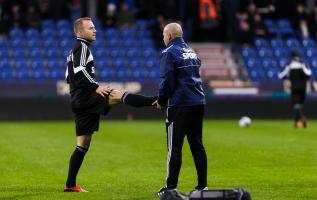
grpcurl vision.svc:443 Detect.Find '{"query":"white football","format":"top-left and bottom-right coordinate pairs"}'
top-left (239, 116), bottom-right (251, 127)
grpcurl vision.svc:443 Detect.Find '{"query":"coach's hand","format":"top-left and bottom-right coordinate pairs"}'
top-left (96, 85), bottom-right (112, 98)
top-left (108, 89), bottom-right (124, 105)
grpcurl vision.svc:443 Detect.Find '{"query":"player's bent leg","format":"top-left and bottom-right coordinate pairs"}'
top-left (65, 134), bottom-right (92, 192)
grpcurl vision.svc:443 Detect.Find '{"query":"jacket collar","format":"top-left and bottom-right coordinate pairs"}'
top-left (77, 37), bottom-right (91, 45)
top-left (167, 37), bottom-right (184, 47)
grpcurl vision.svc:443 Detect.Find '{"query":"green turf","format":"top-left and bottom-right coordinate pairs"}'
top-left (0, 120), bottom-right (317, 200)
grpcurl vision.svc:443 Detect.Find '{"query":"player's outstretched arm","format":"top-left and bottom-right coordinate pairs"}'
top-left (109, 90), bottom-right (157, 107)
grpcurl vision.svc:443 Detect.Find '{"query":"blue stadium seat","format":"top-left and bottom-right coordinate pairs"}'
top-left (42, 20), bottom-right (55, 29)
top-left (136, 29), bottom-right (152, 38)
top-left (0, 69), bottom-right (14, 80)
top-left (140, 38), bottom-right (154, 47)
top-left (0, 58), bottom-right (10, 69)
top-left (248, 68), bottom-right (265, 81)
top-left (276, 19), bottom-right (294, 35)
top-left (50, 69), bottom-right (65, 80)
top-left (126, 48), bottom-right (140, 58)
top-left (266, 68), bottom-right (279, 80)
top-left (120, 28), bottom-right (136, 38)
top-left (122, 39), bottom-right (138, 47)
top-left (46, 49), bottom-right (60, 58)
top-left (57, 19), bottom-right (71, 28)
top-left (99, 69), bottom-right (115, 79)
top-left (129, 59), bottom-right (143, 68)
top-left (93, 39), bottom-right (106, 48)
top-left (12, 49), bottom-right (28, 58)
top-left (302, 38), bottom-right (315, 47)
top-left (110, 49), bottom-right (125, 57)
top-left (255, 38), bottom-right (269, 48)
top-left (243, 57), bottom-right (261, 68)
top-left (9, 28), bottom-right (24, 38)
top-left (277, 57), bottom-right (290, 68)
top-left (113, 58), bottom-right (128, 68)
top-left (270, 38), bottom-right (285, 47)
top-left (25, 28), bottom-right (40, 38)
top-left (0, 38), bottom-right (8, 47)
top-left (286, 38), bottom-right (300, 48)
top-left (257, 48), bottom-right (273, 57)
top-left (144, 59), bottom-right (157, 68)
top-left (96, 59), bottom-right (112, 68)
top-left (29, 48), bottom-right (45, 58)
top-left (14, 59), bottom-right (28, 69)
top-left (142, 48), bottom-right (157, 57)
top-left (273, 48), bottom-right (290, 58)
top-left (43, 38), bottom-right (58, 49)
top-left (148, 69), bottom-right (160, 79)
top-left (240, 47), bottom-right (257, 58)
top-left (33, 69), bottom-right (48, 79)
top-left (30, 60), bottom-right (46, 69)
top-left (60, 39), bottom-right (74, 48)
top-left (115, 68), bottom-right (130, 79)
top-left (27, 38), bottom-right (42, 47)
top-left (261, 58), bottom-right (278, 68)
top-left (107, 38), bottom-right (122, 47)
top-left (309, 58), bottom-right (317, 68)
top-left (0, 49), bottom-right (9, 58)
top-left (42, 28), bottom-right (56, 38)
top-left (15, 69), bottom-right (30, 80)
top-left (131, 68), bottom-right (147, 79)
top-left (105, 28), bottom-right (119, 38)
top-left (57, 29), bottom-right (73, 38)
top-left (10, 38), bottom-right (25, 48)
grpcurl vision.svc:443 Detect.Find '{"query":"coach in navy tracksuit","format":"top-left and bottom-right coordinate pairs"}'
top-left (154, 23), bottom-right (207, 195)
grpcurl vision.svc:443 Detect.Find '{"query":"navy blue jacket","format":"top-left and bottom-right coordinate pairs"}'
top-left (158, 37), bottom-right (205, 107)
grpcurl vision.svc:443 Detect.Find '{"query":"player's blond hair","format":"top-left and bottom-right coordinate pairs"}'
top-left (73, 17), bottom-right (92, 34)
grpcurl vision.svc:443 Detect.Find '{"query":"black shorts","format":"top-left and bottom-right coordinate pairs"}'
top-left (291, 89), bottom-right (306, 105)
top-left (73, 94), bottom-right (111, 136)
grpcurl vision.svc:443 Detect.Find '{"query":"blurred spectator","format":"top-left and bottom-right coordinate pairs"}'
top-left (236, 12), bottom-right (252, 45)
top-left (299, 19), bottom-right (309, 39)
top-left (292, 4), bottom-right (308, 29)
top-left (25, 3), bottom-right (41, 29)
top-left (151, 14), bottom-right (166, 48)
top-left (116, 1), bottom-right (135, 28)
top-left (246, 3), bottom-right (257, 25)
top-left (37, 0), bottom-right (50, 19)
top-left (0, 0), bottom-right (10, 36)
top-left (7, 1), bottom-right (26, 29)
top-left (252, 13), bottom-right (266, 38)
top-left (309, 6), bottom-right (317, 39)
top-left (102, 3), bottom-right (117, 28)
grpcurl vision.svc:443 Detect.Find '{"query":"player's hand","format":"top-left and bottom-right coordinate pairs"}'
top-left (96, 85), bottom-right (112, 98)
top-left (152, 100), bottom-right (163, 110)
top-left (108, 89), bottom-right (124, 105)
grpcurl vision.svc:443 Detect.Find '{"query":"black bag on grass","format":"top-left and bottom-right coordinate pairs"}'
top-left (188, 188), bottom-right (252, 200)
top-left (159, 190), bottom-right (188, 200)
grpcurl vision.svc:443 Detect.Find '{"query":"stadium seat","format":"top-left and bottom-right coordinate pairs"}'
top-left (255, 38), bottom-right (269, 48)
top-left (33, 69), bottom-right (48, 79)
top-left (12, 49), bottom-right (28, 58)
top-left (9, 28), bottom-right (24, 38)
top-left (50, 69), bottom-right (65, 80)
top-left (261, 58), bottom-right (278, 68)
top-left (27, 38), bottom-right (42, 47)
top-left (42, 28), bottom-right (56, 38)
top-left (257, 47), bottom-right (273, 57)
top-left (270, 38), bottom-right (285, 47)
top-left (30, 60), bottom-right (46, 69)
top-left (301, 38), bottom-right (315, 47)
top-left (42, 20), bottom-right (55, 29)
top-left (0, 49), bottom-right (9, 58)
top-left (57, 19), bottom-right (71, 28)
top-left (286, 38), bottom-right (300, 48)
top-left (46, 49), bottom-right (61, 58)
top-left (25, 28), bottom-right (40, 38)
top-left (241, 47), bottom-right (257, 58)
top-left (131, 68), bottom-right (147, 79)
top-left (10, 38), bottom-right (25, 48)
top-left (15, 69), bottom-right (31, 80)
top-left (277, 57), bottom-right (290, 68)
top-left (248, 68), bottom-right (265, 81)
top-left (0, 69), bottom-right (14, 80)
top-left (148, 69), bottom-right (160, 79)
top-left (273, 48), bottom-right (290, 58)
top-left (115, 68), bottom-right (130, 79)
top-left (29, 48), bottom-right (45, 58)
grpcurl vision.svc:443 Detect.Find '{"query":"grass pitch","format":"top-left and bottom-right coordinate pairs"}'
top-left (0, 120), bottom-right (317, 200)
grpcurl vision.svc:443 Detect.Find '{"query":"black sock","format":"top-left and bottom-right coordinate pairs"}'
top-left (294, 104), bottom-right (302, 121)
top-left (121, 92), bottom-right (157, 107)
top-left (66, 145), bottom-right (88, 187)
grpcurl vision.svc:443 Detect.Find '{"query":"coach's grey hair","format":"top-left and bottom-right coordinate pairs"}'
top-left (164, 23), bottom-right (183, 38)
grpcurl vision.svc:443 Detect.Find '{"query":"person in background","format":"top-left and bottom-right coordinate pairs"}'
top-left (278, 51), bottom-right (311, 128)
